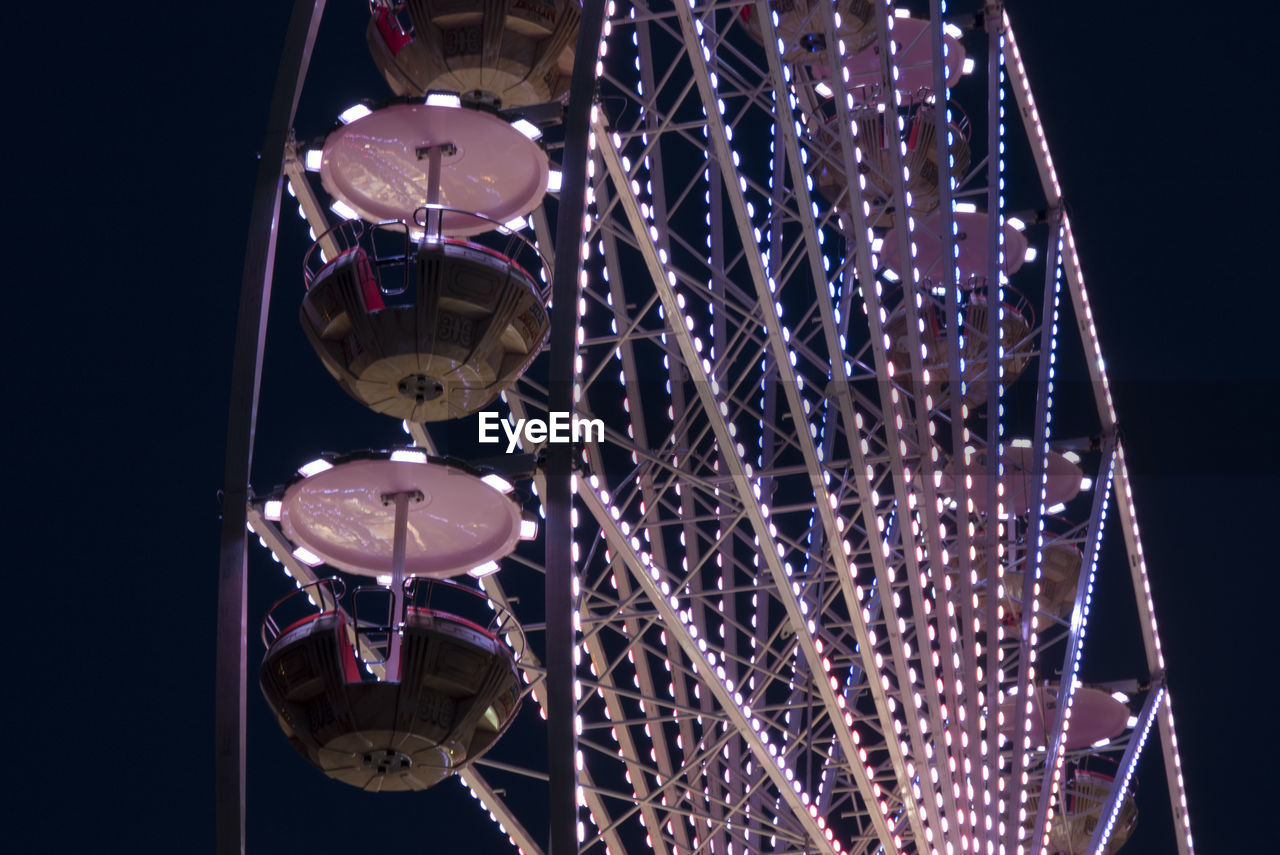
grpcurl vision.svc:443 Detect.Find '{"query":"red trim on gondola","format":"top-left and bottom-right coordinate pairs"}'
top-left (353, 248), bottom-right (385, 311)
top-left (277, 612), bottom-right (325, 639)
top-left (407, 605), bottom-right (496, 640)
top-left (375, 7), bottom-right (413, 56)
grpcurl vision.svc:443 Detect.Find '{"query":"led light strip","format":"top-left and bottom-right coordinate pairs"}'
top-left (459, 768), bottom-right (546, 855)
top-left (282, 144), bottom-right (339, 261)
top-left (1029, 442), bottom-right (1117, 852)
top-left (683, 2), bottom-right (946, 847)
top-left (599, 113), bottom-right (890, 853)
top-left (591, 196), bottom-right (694, 855)
top-left (578, 476), bottom-right (847, 855)
top-left (1002, 15), bottom-right (1194, 853)
top-left (1112, 443), bottom-right (1195, 851)
top-left (980, 14), bottom-right (1010, 853)
top-left (813, 1), bottom-right (947, 847)
top-left (619, 12), bottom-right (735, 847)
top-left (927, 1), bottom-right (987, 845)
top-left (1006, 218), bottom-right (1065, 855)
top-left (481, 566), bottom-right (632, 855)
top-left (751, 4), bottom-right (937, 849)
top-left (1087, 685), bottom-right (1164, 854)
top-left (867, 4), bottom-right (975, 849)
top-left (701, 20), bottom-right (745, 849)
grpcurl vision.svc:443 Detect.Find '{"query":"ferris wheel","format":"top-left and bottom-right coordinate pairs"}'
top-left (216, 2), bottom-right (1197, 855)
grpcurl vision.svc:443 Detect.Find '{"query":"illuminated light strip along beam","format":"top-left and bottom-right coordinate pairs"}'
top-left (813, 1), bottom-right (951, 848)
top-left (459, 768), bottom-right (546, 855)
top-left (1008, 214), bottom-right (1064, 855)
top-left (282, 142), bottom-right (339, 261)
top-left (1086, 683), bottom-right (1164, 854)
top-left (533, 187), bottom-right (697, 854)
top-left (868, 4), bottom-right (970, 849)
top-left (601, 21), bottom-right (885, 834)
top-left (535, 203), bottom-right (741, 849)
top-left (479, 561), bottom-right (631, 855)
top-left (596, 101), bottom-right (892, 855)
top-left (577, 478), bottom-right (845, 855)
top-left (580, 411), bottom-right (699, 852)
top-left (699, 19), bottom-right (756, 846)
top-left (1112, 442), bottom-right (1195, 846)
top-left (680, 2), bottom-right (920, 847)
top-left (1028, 439), bottom-right (1117, 851)
top-left (927, 3), bottom-right (986, 848)
top-left (581, 610), bottom-right (678, 852)
top-left (819, 4), bottom-right (977, 849)
top-left (809, 275), bottom-right (865, 821)
top-left (592, 194), bottom-right (700, 855)
top-left (1001, 15), bottom-right (1195, 854)
top-left (482, 119), bottom-right (637, 855)
top-left (588, 47), bottom-right (757, 834)
top-left (981, 12), bottom-right (1009, 853)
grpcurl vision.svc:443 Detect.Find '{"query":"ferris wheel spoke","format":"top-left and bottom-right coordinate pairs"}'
top-left (579, 478), bottom-right (851, 855)
top-left (998, 12), bottom-right (1195, 852)
top-left (802, 2), bottom-right (962, 846)
top-left (457, 767), bottom-right (547, 855)
top-left (690, 14), bottom-right (935, 850)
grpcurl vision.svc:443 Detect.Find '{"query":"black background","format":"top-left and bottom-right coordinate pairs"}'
top-left (9, 1), bottom-right (1275, 851)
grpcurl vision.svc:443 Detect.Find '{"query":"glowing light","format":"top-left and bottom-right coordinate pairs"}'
top-left (469, 560), bottom-right (501, 578)
top-left (298, 458), bottom-right (333, 478)
top-left (482, 473), bottom-right (515, 494)
top-left (390, 449), bottom-right (428, 464)
top-left (338, 103), bottom-right (372, 124)
top-left (511, 118), bottom-right (542, 140)
top-left (291, 546), bottom-right (324, 567)
top-left (303, 149), bottom-right (323, 171)
top-left (425, 92), bottom-right (461, 108)
top-left (547, 169), bottom-right (563, 192)
top-left (520, 519), bottom-right (539, 540)
top-left (263, 500), bottom-right (282, 521)
top-left (330, 199), bottom-right (359, 220)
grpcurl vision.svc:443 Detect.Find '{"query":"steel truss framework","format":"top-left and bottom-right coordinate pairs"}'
top-left (225, 2), bottom-right (1196, 854)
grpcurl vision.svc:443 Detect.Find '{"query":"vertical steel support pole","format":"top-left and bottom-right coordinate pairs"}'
top-left (215, 2), bottom-right (325, 852)
top-left (546, 4), bottom-right (604, 855)
top-left (386, 490), bottom-right (411, 682)
top-left (981, 4), bottom-right (1005, 848)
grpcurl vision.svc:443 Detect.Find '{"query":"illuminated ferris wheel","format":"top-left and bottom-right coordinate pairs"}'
top-left (216, 2), bottom-right (1197, 854)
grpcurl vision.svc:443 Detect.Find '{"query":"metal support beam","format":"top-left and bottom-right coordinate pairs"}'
top-left (1002, 16), bottom-right (1195, 852)
top-left (1029, 438), bottom-right (1117, 849)
top-left (1085, 684), bottom-right (1164, 854)
top-left (215, 3), bottom-right (325, 852)
top-left (545, 5), bottom-right (605, 852)
top-left (577, 481), bottom-right (843, 855)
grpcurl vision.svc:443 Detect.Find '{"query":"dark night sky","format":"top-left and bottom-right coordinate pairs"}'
top-left (10, 2), bottom-right (1276, 851)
